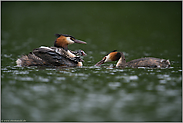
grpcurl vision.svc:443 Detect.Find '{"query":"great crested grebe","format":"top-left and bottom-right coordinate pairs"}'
top-left (16, 34), bottom-right (87, 67)
top-left (95, 50), bottom-right (170, 68)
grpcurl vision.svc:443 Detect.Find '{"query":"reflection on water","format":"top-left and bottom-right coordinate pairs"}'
top-left (1, 1), bottom-right (182, 122)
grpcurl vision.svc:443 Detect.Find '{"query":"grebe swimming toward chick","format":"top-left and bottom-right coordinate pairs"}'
top-left (95, 50), bottom-right (170, 68)
top-left (16, 34), bottom-right (87, 67)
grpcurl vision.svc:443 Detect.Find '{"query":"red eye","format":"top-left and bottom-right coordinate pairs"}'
top-left (103, 57), bottom-right (106, 61)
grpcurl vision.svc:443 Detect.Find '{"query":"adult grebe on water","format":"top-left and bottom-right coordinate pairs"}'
top-left (95, 50), bottom-right (170, 68)
top-left (16, 34), bottom-right (87, 67)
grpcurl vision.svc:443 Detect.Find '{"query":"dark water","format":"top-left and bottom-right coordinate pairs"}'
top-left (1, 1), bottom-right (182, 122)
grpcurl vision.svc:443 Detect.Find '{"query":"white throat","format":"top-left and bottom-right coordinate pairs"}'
top-left (116, 57), bottom-right (123, 67)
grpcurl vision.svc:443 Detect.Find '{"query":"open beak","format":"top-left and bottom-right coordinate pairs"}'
top-left (95, 59), bottom-right (105, 66)
top-left (74, 39), bottom-right (87, 44)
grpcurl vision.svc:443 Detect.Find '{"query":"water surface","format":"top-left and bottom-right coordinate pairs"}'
top-left (1, 1), bottom-right (182, 122)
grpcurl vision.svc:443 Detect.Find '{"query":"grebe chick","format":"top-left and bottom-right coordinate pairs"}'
top-left (70, 49), bottom-right (87, 56)
top-left (16, 34), bottom-right (87, 67)
top-left (95, 50), bottom-right (170, 68)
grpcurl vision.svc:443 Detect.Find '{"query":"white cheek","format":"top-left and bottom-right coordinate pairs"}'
top-left (66, 37), bottom-right (74, 44)
top-left (104, 55), bottom-right (112, 62)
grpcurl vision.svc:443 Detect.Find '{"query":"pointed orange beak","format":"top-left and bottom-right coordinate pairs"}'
top-left (74, 39), bottom-right (87, 44)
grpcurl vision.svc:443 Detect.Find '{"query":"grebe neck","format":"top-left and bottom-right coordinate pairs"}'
top-left (116, 52), bottom-right (126, 68)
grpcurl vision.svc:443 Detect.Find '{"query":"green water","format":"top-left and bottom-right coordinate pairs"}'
top-left (1, 1), bottom-right (182, 122)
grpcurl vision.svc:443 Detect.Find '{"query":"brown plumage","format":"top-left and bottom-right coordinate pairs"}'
top-left (16, 34), bottom-right (86, 67)
top-left (17, 47), bottom-right (83, 67)
top-left (95, 50), bottom-right (170, 68)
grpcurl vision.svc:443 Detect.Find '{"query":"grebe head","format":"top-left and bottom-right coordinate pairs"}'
top-left (95, 50), bottom-right (121, 66)
top-left (76, 50), bottom-right (87, 56)
top-left (54, 34), bottom-right (86, 50)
